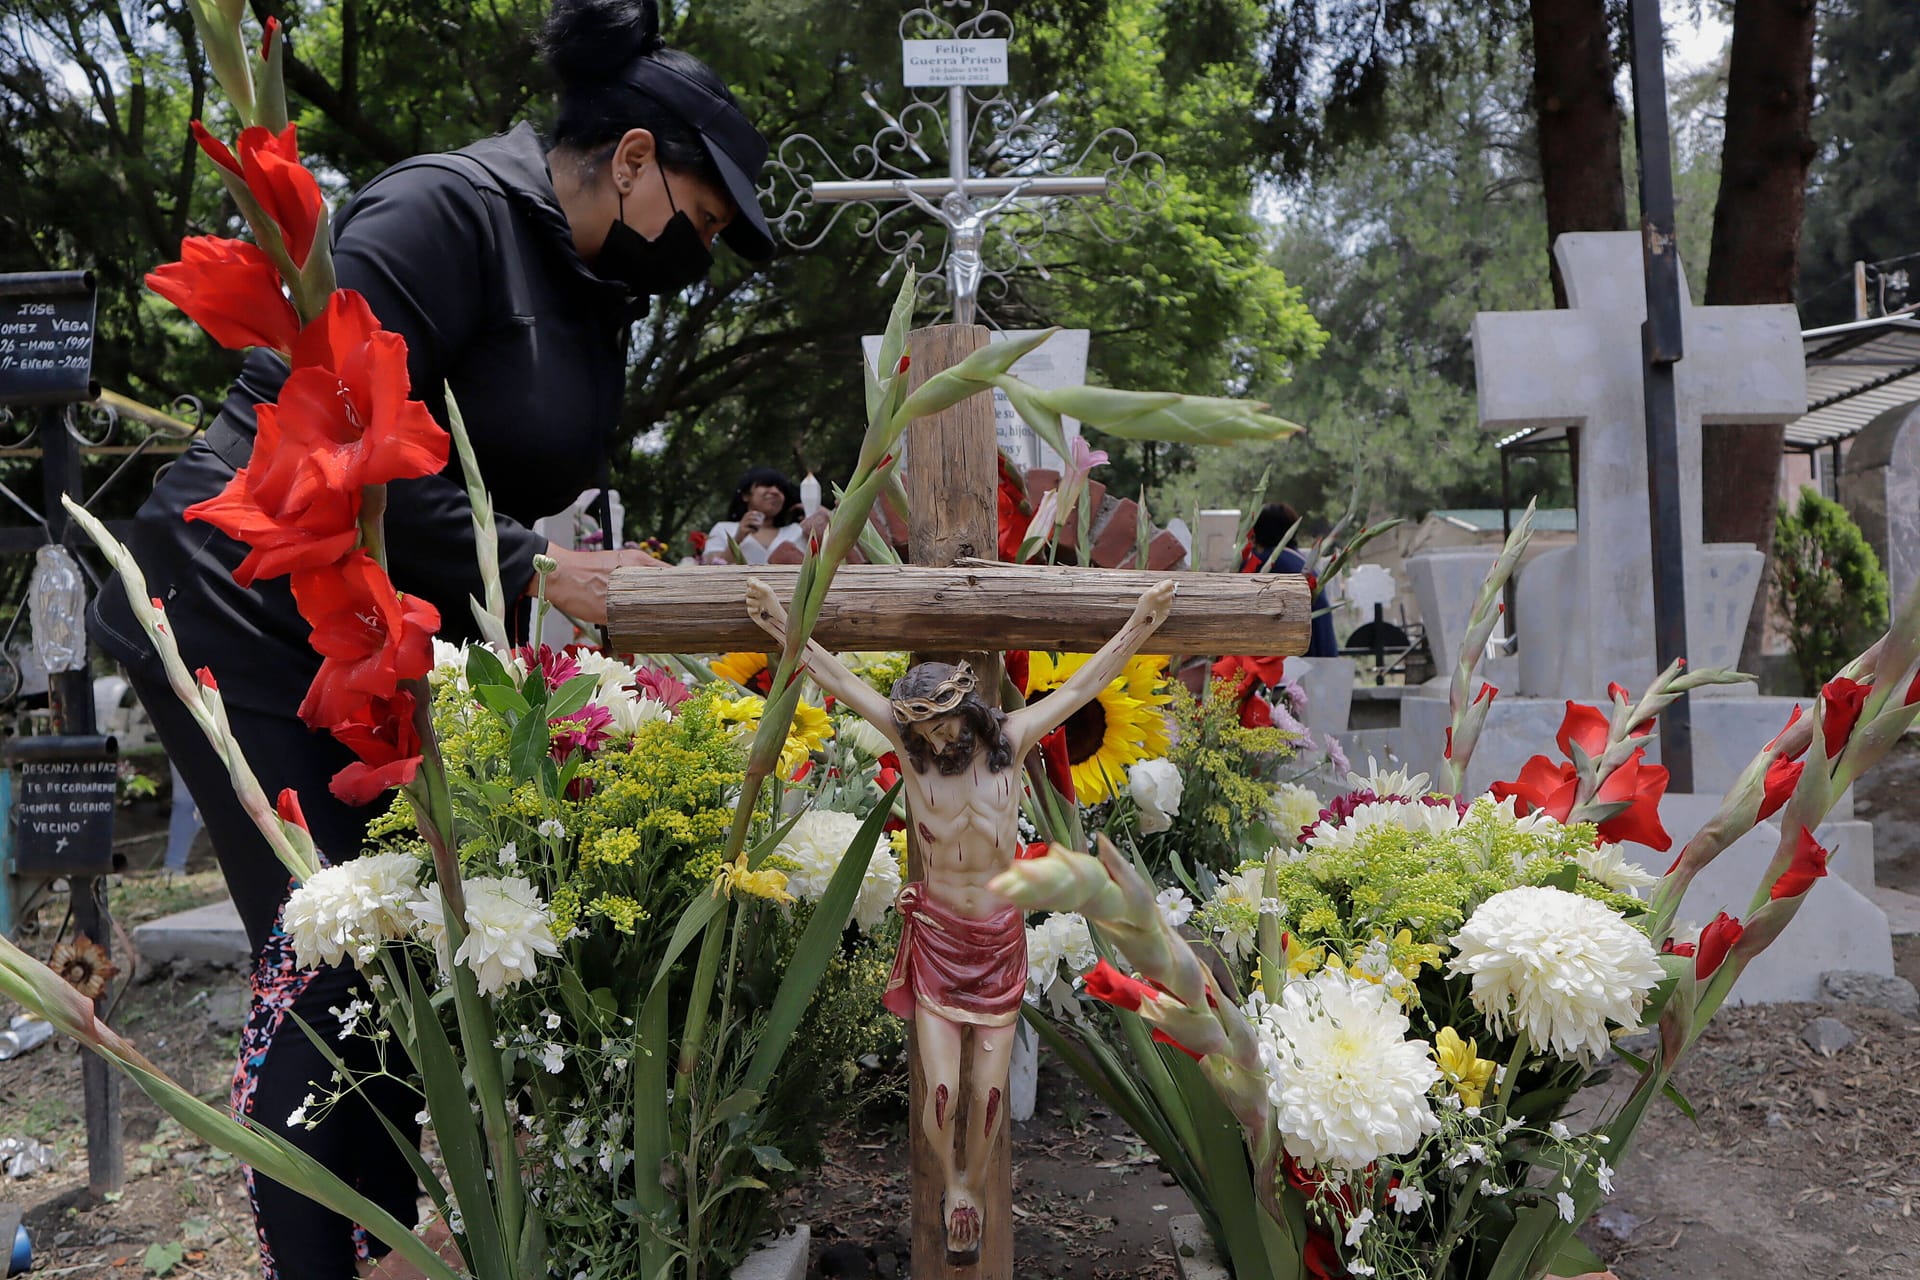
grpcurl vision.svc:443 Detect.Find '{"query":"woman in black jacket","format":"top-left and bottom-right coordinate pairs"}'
top-left (89, 2), bottom-right (768, 1274)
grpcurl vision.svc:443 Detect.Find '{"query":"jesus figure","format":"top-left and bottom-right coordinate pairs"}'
top-left (745, 576), bottom-right (1177, 1262)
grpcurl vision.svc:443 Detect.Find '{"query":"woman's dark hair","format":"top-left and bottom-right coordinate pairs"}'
top-left (1252, 501), bottom-right (1303, 551)
top-left (726, 467), bottom-right (803, 525)
top-left (541, 0), bottom-right (732, 187)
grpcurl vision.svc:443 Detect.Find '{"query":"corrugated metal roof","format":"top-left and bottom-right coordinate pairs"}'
top-left (1792, 314), bottom-right (1920, 449)
top-left (1493, 313), bottom-right (1920, 453)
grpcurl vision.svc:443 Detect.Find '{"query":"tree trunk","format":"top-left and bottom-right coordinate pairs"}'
top-left (1702, 0), bottom-right (1817, 668)
top-left (1530, 0), bottom-right (1628, 306)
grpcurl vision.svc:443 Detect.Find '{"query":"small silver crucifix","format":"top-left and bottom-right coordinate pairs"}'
top-left (763, 2), bottom-right (1164, 326)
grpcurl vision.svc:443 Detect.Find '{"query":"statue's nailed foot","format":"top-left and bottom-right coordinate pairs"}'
top-left (943, 1186), bottom-right (983, 1265)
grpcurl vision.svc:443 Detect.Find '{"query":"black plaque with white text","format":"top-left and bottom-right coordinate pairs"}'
top-left (0, 272), bottom-right (98, 406)
top-left (7, 736), bottom-right (119, 876)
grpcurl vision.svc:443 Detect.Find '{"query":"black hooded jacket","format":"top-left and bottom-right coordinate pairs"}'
top-left (93, 123), bottom-right (633, 713)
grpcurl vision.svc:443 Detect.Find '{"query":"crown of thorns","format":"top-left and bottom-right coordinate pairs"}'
top-left (890, 662), bottom-right (978, 723)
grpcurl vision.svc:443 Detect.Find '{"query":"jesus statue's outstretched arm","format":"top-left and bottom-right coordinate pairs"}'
top-left (744, 577), bottom-right (906, 754)
top-left (1004, 579), bottom-right (1178, 759)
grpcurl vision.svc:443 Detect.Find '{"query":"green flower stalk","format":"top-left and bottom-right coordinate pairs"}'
top-left (1440, 503), bottom-right (1534, 796)
top-left (61, 497), bottom-right (319, 881)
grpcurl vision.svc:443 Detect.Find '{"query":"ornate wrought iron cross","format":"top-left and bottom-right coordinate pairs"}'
top-left (762, 1), bottom-right (1165, 326)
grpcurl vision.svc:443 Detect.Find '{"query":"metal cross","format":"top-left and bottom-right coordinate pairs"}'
top-left (762, 2), bottom-right (1165, 326)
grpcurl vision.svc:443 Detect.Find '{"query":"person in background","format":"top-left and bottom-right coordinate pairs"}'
top-left (701, 466), bottom-right (809, 564)
top-left (1242, 501), bottom-right (1340, 658)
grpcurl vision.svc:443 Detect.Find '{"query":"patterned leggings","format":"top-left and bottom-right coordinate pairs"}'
top-left (231, 920), bottom-right (423, 1279)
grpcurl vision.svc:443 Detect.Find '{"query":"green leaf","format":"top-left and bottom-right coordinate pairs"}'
top-left (742, 780), bottom-right (901, 1093)
top-left (474, 683), bottom-right (531, 720)
top-left (710, 1088), bottom-right (765, 1126)
top-left (406, 964), bottom-right (510, 1277)
top-left (1544, 1233), bottom-right (1606, 1277)
top-left (1611, 1042), bottom-right (1698, 1120)
top-left (545, 672), bottom-right (601, 722)
top-left (508, 707), bottom-right (550, 781)
top-left (750, 1143), bottom-right (796, 1172)
top-left (629, 985), bottom-right (674, 1277)
top-left (142, 1241), bottom-right (185, 1276)
top-left (465, 644), bottom-right (513, 691)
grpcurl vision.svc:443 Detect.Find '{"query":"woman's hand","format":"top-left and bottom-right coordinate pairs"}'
top-left (538, 543), bottom-right (663, 625)
top-left (738, 510), bottom-right (768, 536)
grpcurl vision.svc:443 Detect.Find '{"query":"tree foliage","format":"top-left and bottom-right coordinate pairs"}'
top-left (1798, 0), bottom-right (1920, 325)
top-left (0, 0), bottom-right (1321, 539)
top-left (1157, 39), bottom-right (1571, 527)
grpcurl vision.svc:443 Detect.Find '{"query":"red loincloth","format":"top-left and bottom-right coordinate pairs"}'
top-left (883, 882), bottom-right (1027, 1027)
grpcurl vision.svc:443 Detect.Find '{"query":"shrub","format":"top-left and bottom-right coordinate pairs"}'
top-left (1773, 486), bottom-right (1888, 694)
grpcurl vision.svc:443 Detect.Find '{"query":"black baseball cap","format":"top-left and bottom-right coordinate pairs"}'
top-left (624, 57), bottom-right (774, 261)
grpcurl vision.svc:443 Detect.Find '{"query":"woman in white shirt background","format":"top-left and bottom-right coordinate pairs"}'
top-left (702, 466), bottom-right (812, 564)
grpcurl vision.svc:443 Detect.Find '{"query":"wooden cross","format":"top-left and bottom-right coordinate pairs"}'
top-left (607, 324), bottom-right (1306, 1278)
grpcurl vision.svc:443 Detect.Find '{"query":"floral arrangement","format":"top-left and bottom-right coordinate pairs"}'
top-left (996, 506), bottom-right (1920, 1280)
top-left (0, 4), bottom-right (1304, 1276)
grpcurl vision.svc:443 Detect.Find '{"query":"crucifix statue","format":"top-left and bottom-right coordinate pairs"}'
top-left (744, 575), bottom-right (1175, 1259)
top-left (609, 321), bottom-right (1307, 1278)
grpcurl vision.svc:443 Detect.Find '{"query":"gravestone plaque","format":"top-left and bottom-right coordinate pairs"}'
top-left (0, 273), bottom-right (97, 407)
top-left (7, 736), bottom-right (118, 876)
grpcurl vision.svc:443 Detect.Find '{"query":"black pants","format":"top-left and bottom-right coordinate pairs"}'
top-left (129, 667), bottom-right (421, 1279)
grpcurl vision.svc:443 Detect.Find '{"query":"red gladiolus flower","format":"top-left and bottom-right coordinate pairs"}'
top-left (329, 691), bottom-right (423, 806)
top-left (1239, 696), bottom-right (1274, 729)
top-left (1770, 826), bottom-right (1830, 900)
top-left (291, 552), bottom-right (440, 728)
top-left (1662, 938), bottom-right (1697, 958)
top-left (1766, 704), bottom-right (1807, 758)
top-left (1907, 666), bottom-right (1920, 707)
top-left (1017, 841), bottom-right (1049, 860)
top-left (1820, 676), bottom-right (1871, 763)
top-left (1491, 755), bottom-right (1579, 823)
top-left (1759, 755), bottom-right (1803, 821)
top-left (1151, 1028), bottom-right (1204, 1061)
top-left (275, 787), bottom-right (308, 831)
top-left (1004, 650), bottom-right (1029, 695)
top-left (260, 14), bottom-right (280, 60)
top-left (1591, 747), bottom-right (1671, 850)
top-left (1039, 725), bottom-right (1075, 801)
top-left (688, 530), bottom-right (708, 554)
top-left (146, 237), bottom-right (300, 353)
top-left (184, 451), bottom-right (362, 587)
top-left (876, 751), bottom-right (901, 793)
top-left (236, 123), bottom-right (324, 268)
top-left (1443, 726), bottom-right (1453, 760)
top-left (1082, 959), bottom-right (1156, 1012)
top-left (1695, 911), bottom-right (1744, 980)
top-left (1476, 681), bottom-right (1498, 705)
top-left (195, 667), bottom-right (218, 690)
top-left (1556, 700), bottom-right (1611, 759)
top-left (1607, 680), bottom-right (1631, 704)
top-left (996, 456), bottom-right (1029, 562)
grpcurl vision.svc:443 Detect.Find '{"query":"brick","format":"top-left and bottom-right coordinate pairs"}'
top-left (1089, 498), bottom-right (1140, 568)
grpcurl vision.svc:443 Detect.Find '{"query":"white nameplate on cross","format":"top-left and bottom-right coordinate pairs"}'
top-left (902, 38), bottom-right (1009, 86)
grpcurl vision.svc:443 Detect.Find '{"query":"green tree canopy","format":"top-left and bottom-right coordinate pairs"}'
top-left (1157, 37), bottom-right (1570, 529)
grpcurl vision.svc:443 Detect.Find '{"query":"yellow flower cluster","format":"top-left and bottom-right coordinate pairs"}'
top-left (717, 694), bottom-right (834, 778)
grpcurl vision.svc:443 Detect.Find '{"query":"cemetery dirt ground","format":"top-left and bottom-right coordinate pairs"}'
top-left (2, 741), bottom-right (1918, 1279)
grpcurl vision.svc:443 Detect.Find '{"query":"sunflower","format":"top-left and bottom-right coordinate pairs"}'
top-left (1024, 653), bottom-right (1174, 804)
top-left (50, 933), bottom-right (119, 1000)
top-left (718, 694), bottom-right (834, 777)
top-left (711, 651), bottom-right (773, 693)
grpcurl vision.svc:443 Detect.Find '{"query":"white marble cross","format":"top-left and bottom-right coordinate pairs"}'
top-left (1473, 232), bottom-right (1807, 699)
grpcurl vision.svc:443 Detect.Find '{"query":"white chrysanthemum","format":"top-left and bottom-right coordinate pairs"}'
top-left (775, 809), bottom-right (900, 932)
top-left (1271, 783), bottom-right (1325, 845)
top-left (1573, 844), bottom-right (1660, 894)
top-left (1447, 886), bottom-right (1664, 1061)
top-left (1346, 760), bottom-right (1431, 800)
top-left (282, 853), bottom-right (423, 969)
top-left (838, 717), bottom-right (895, 760)
top-left (1249, 972), bottom-right (1440, 1171)
top-left (602, 688), bottom-right (672, 736)
top-left (429, 639), bottom-right (470, 690)
top-left (1127, 758), bottom-right (1184, 834)
top-left (1024, 912), bottom-right (1096, 997)
top-left (411, 876), bottom-right (561, 997)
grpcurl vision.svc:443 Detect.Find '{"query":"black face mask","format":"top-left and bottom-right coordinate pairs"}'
top-left (599, 166), bottom-right (712, 298)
